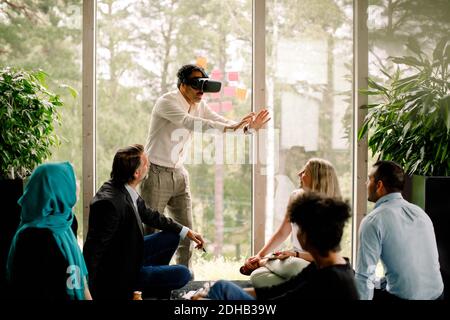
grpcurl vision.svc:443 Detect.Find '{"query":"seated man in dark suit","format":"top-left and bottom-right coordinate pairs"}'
top-left (83, 144), bottom-right (205, 299)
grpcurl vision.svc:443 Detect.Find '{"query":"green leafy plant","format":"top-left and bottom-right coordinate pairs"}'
top-left (358, 37), bottom-right (450, 176)
top-left (0, 67), bottom-right (76, 179)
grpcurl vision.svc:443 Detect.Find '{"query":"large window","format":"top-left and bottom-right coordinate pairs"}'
top-left (265, 0), bottom-right (354, 258)
top-left (4, 0), bottom-right (450, 301)
top-left (7, 0), bottom-right (447, 282)
top-left (367, 0), bottom-right (450, 207)
top-left (366, 0), bottom-right (450, 277)
top-left (0, 0), bottom-right (83, 237)
top-left (96, 0), bottom-right (252, 279)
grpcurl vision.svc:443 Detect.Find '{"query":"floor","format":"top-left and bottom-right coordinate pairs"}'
top-left (170, 280), bottom-right (252, 300)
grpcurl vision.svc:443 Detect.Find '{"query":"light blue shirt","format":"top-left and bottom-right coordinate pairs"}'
top-left (355, 192), bottom-right (443, 300)
top-left (125, 184), bottom-right (188, 239)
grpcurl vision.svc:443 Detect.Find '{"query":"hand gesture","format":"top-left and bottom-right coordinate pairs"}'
top-left (244, 255), bottom-right (262, 270)
top-left (224, 112), bottom-right (255, 132)
top-left (240, 112), bottom-right (256, 125)
top-left (249, 109), bottom-right (271, 130)
top-left (273, 250), bottom-right (295, 260)
top-left (187, 229), bottom-right (205, 250)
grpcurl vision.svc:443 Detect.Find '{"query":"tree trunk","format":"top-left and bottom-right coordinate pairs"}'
top-left (213, 29), bottom-right (227, 256)
top-left (214, 164), bottom-right (224, 256)
top-left (318, 33), bottom-right (335, 158)
top-left (160, 3), bottom-right (175, 95)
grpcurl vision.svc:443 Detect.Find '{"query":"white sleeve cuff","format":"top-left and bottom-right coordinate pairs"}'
top-left (179, 226), bottom-right (189, 240)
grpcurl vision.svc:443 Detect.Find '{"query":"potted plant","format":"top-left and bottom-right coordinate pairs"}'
top-left (358, 37), bottom-right (449, 177)
top-left (0, 67), bottom-right (73, 297)
top-left (358, 36), bottom-right (450, 298)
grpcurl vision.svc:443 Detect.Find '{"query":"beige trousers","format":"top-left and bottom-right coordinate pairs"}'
top-left (140, 163), bottom-right (193, 268)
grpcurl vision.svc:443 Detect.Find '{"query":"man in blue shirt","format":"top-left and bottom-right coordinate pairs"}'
top-left (355, 160), bottom-right (444, 300)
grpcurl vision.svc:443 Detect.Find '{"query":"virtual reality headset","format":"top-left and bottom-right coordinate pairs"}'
top-left (185, 77), bottom-right (222, 93)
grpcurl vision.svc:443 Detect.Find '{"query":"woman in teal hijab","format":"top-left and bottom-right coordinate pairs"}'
top-left (6, 162), bottom-right (91, 300)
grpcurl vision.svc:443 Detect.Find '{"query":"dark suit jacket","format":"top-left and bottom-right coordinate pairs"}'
top-left (83, 180), bottom-right (183, 300)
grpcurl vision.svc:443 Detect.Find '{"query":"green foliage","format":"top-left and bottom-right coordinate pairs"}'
top-left (0, 67), bottom-right (66, 178)
top-left (369, 0), bottom-right (450, 41)
top-left (359, 37), bottom-right (450, 176)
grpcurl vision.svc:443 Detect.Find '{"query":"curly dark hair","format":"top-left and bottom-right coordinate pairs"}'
top-left (288, 192), bottom-right (351, 257)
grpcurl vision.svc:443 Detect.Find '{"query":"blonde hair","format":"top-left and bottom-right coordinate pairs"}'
top-left (304, 158), bottom-right (341, 199)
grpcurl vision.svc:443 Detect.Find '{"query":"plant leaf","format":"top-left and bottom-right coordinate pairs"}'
top-left (391, 56), bottom-right (424, 68)
top-left (59, 84), bottom-right (79, 99)
top-left (406, 37), bottom-right (422, 57)
top-left (433, 37), bottom-right (448, 62)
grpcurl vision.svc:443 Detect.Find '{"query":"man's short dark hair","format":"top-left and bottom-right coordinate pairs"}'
top-left (177, 64), bottom-right (208, 89)
top-left (288, 192), bottom-right (351, 257)
top-left (372, 160), bottom-right (405, 193)
top-left (110, 144), bottom-right (144, 184)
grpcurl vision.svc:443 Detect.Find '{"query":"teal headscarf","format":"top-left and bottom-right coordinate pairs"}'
top-left (6, 162), bottom-right (88, 300)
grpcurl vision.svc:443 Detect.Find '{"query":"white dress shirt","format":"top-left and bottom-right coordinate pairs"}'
top-left (125, 184), bottom-right (188, 239)
top-left (145, 89), bottom-right (236, 168)
top-left (355, 192), bottom-right (443, 300)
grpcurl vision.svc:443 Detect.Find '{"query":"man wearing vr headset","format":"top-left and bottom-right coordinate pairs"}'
top-left (140, 64), bottom-right (270, 271)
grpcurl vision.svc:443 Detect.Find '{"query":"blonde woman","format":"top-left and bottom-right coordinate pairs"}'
top-left (241, 158), bottom-right (342, 287)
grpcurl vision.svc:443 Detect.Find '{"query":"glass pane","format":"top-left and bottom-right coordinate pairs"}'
top-left (96, 0), bottom-right (252, 280)
top-left (367, 0), bottom-right (450, 277)
top-left (0, 1), bottom-right (83, 238)
top-left (265, 0), bottom-right (354, 259)
top-left (367, 0), bottom-right (450, 188)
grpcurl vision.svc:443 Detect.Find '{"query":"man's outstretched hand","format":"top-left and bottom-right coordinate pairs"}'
top-left (223, 109), bottom-right (271, 132)
top-left (224, 112), bottom-right (255, 131)
top-left (249, 109), bottom-right (271, 130)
